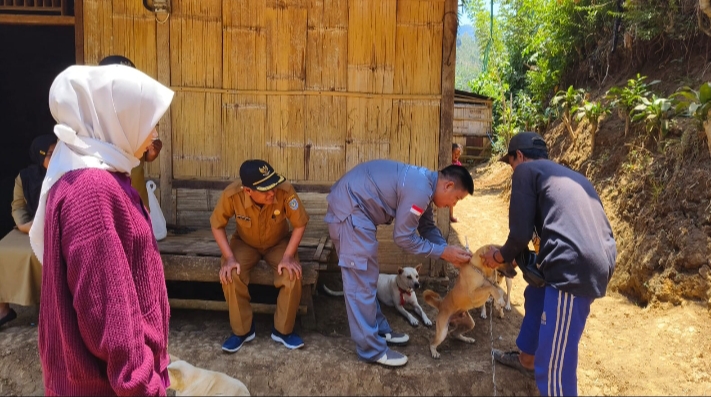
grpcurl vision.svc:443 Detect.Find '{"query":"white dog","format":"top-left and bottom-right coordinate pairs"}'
top-left (479, 270), bottom-right (512, 319)
top-left (168, 358), bottom-right (250, 396)
top-left (377, 265), bottom-right (432, 327)
top-left (322, 264), bottom-right (432, 327)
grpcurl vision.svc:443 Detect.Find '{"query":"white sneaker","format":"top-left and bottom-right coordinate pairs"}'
top-left (378, 332), bottom-right (409, 345)
top-left (376, 350), bottom-right (408, 367)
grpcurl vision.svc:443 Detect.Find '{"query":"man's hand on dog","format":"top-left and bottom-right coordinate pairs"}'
top-left (441, 246), bottom-right (473, 268)
top-left (482, 246), bottom-right (507, 269)
top-left (278, 255), bottom-right (302, 281)
top-left (220, 257), bottom-right (241, 284)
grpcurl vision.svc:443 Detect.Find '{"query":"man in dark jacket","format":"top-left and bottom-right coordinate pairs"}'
top-left (483, 132), bottom-right (617, 396)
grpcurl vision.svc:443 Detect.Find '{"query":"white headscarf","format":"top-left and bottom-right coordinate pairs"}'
top-left (29, 64), bottom-right (174, 263)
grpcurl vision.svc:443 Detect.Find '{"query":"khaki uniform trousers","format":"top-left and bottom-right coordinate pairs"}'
top-left (222, 236), bottom-right (301, 336)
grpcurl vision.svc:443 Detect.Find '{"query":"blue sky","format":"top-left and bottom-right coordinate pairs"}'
top-left (458, 0), bottom-right (500, 26)
top-left (458, 0), bottom-right (474, 26)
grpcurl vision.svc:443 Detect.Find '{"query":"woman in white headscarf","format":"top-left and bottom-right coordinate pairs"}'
top-left (29, 65), bottom-right (174, 396)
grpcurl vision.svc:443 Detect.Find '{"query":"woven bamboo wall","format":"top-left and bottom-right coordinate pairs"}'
top-left (82, 0), bottom-right (451, 273)
top-left (82, 0), bottom-right (445, 183)
top-left (83, 0), bottom-right (161, 176)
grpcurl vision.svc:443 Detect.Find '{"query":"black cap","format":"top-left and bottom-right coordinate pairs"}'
top-left (239, 160), bottom-right (285, 192)
top-left (99, 55), bottom-right (136, 68)
top-left (498, 131), bottom-right (548, 163)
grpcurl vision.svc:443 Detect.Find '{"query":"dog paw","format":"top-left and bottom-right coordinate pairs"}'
top-left (408, 318), bottom-right (419, 327)
top-left (460, 336), bottom-right (476, 344)
top-left (480, 311), bottom-right (488, 319)
top-left (504, 303), bottom-right (512, 311)
top-left (423, 318), bottom-right (433, 327)
top-left (430, 347), bottom-right (441, 359)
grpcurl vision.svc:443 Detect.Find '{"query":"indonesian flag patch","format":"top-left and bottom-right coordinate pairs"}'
top-left (410, 204), bottom-right (424, 217)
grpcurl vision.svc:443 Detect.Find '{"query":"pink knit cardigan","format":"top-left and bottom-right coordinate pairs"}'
top-left (38, 168), bottom-right (170, 396)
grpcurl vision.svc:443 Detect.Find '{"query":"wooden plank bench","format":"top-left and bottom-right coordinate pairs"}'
top-left (158, 229), bottom-right (332, 330)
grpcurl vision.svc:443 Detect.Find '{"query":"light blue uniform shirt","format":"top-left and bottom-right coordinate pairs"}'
top-left (325, 159), bottom-right (446, 259)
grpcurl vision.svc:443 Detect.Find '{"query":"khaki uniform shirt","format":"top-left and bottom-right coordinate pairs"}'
top-left (210, 181), bottom-right (309, 250)
top-left (12, 175), bottom-right (31, 226)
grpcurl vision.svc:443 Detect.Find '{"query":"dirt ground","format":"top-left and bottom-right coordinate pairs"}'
top-left (1, 163), bottom-right (710, 396)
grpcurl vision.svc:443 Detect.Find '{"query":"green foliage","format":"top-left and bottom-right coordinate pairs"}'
top-left (551, 85), bottom-right (586, 141)
top-left (606, 74), bottom-right (661, 135)
top-left (514, 92), bottom-right (544, 132)
top-left (551, 85), bottom-right (586, 112)
top-left (573, 100), bottom-right (611, 125)
top-left (631, 95), bottom-right (674, 143)
top-left (459, 0), bottom-right (700, 153)
top-left (573, 99), bottom-right (610, 153)
top-left (619, 0), bottom-right (698, 43)
top-left (671, 82), bottom-right (711, 124)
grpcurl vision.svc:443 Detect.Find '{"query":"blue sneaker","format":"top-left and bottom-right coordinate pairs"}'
top-left (222, 323), bottom-right (255, 353)
top-left (270, 328), bottom-right (304, 350)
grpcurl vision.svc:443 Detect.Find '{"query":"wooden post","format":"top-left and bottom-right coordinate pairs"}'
top-left (74, 0), bottom-right (84, 64)
top-left (432, 0), bottom-right (458, 277)
top-left (156, 16), bottom-right (175, 224)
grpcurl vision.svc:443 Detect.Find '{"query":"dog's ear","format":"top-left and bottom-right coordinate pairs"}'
top-left (415, 264), bottom-right (423, 274)
top-left (398, 267), bottom-right (404, 274)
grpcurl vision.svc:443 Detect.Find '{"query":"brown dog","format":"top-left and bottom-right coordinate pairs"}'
top-left (423, 244), bottom-right (517, 359)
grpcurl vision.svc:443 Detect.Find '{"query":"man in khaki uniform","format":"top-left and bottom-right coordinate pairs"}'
top-left (211, 159), bottom-right (309, 352)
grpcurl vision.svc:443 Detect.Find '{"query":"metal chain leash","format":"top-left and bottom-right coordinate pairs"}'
top-left (464, 237), bottom-right (497, 396)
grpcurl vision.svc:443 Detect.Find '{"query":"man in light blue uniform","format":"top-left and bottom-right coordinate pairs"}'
top-left (325, 160), bottom-right (475, 367)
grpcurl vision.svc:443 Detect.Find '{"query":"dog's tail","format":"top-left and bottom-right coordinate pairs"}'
top-left (321, 284), bottom-right (345, 297)
top-left (423, 289), bottom-right (442, 310)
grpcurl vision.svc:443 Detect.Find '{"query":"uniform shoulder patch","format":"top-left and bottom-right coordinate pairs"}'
top-left (289, 198), bottom-right (299, 210)
top-left (410, 204), bottom-right (424, 217)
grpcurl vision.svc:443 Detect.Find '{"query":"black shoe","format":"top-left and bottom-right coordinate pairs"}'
top-left (0, 308), bottom-right (17, 328)
top-left (492, 349), bottom-right (535, 379)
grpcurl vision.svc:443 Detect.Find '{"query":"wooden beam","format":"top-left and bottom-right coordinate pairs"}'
top-left (74, 0), bottom-right (84, 64)
top-left (167, 178), bottom-right (333, 193)
top-left (156, 13), bottom-right (175, 225)
top-left (433, 0), bottom-right (458, 277)
top-left (0, 14), bottom-right (74, 25)
top-left (161, 255), bottom-right (320, 285)
top-left (169, 299), bottom-right (308, 315)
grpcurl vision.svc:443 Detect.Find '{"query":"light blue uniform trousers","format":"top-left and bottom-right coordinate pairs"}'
top-left (327, 214), bottom-right (393, 362)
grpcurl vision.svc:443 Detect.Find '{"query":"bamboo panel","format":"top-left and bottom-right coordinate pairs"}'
top-left (172, 92), bottom-right (222, 178)
top-left (345, 97), bottom-right (391, 171)
top-left (223, 0), bottom-right (266, 90)
top-left (304, 96), bottom-right (346, 181)
top-left (347, 0), bottom-right (396, 94)
top-left (82, 0), bottom-right (112, 65)
top-left (391, 99), bottom-right (440, 169)
top-left (394, 0), bottom-right (443, 94)
top-left (176, 188), bottom-right (210, 211)
top-left (265, 95), bottom-right (306, 180)
top-left (221, 94), bottom-right (267, 179)
top-left (169, 0), bottom-right (222, 88)
top-left (265, 0), bottom-right (307, 91)
top-left (111, 11), bottom-right (157, 77)
top-left (306, 0), bottom-right (347, 91)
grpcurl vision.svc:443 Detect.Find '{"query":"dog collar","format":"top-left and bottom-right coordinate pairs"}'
top-left (398, 287), bottom-right (412, 306)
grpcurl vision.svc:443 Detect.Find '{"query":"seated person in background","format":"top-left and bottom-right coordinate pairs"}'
top-left (99, 55), bottom-right (163, 206)
top-left (211, 159), bottom-right (309, 353)
top-left (0, 134), bottom-right (56, 327)
top-left (450, 143), bottom-right (463, 222)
